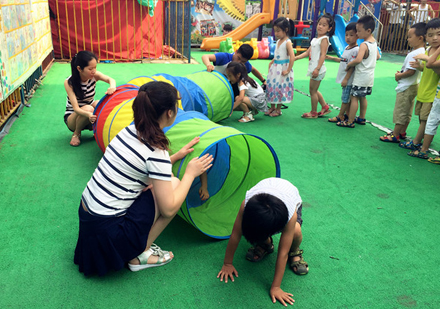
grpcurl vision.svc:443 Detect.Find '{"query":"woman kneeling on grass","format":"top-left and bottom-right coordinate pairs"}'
top-left (74, 81), bottom-right (213, 276)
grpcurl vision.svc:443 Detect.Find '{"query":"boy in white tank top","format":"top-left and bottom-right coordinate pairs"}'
top-left (338, 15), bottom-right (379, 128)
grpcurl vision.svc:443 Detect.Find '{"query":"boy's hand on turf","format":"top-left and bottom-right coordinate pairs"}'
top-left (270, 287), bottom-right (295, 307)
top-left (217, 264), bottom-right (238, 283)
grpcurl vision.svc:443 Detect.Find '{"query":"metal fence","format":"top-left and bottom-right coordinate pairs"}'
top-left (50, 0), bottom-right (190, 62)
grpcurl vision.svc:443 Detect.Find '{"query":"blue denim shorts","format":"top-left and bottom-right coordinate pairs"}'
top-left (341, 85), bottom-right (352, 103)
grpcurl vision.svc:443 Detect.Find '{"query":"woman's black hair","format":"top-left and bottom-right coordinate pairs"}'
top-left (317, 13), bottom-right (335, 37)
top-left (132, 81), bottom-right (179, 150)
top-left (226, 61), bottom-right (258, 89)
top-left (242, 193), bottom-right (289, 244)
top-left (68, 51), bottom-right (97, 100)
top-left (272, 17), bottom-right (295, 37)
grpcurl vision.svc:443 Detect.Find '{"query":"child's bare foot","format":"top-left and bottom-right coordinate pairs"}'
top-left (70, 134), bottom-right (81, 147)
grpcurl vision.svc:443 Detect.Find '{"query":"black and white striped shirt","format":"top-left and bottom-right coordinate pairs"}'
top-left (81, 124), bottom-right (172, 217)
top-left (65, 76), bottom-right (96, 116)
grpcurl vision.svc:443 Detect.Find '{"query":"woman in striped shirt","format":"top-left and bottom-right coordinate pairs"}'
top-left (74, 81), bottom-right (213, 276)
top-left (64, 51), bottom-right (116, 147)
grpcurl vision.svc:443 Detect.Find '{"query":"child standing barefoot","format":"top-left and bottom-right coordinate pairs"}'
top-left (296, 13), bottom-right (334, 119)
top-left (265, 17), bottom-right (295, 117)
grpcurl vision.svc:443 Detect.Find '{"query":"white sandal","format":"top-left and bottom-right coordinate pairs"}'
top-left (128, 243), bottom-right (173, 271)
top-left (238, 112), bottom-right (254, 123)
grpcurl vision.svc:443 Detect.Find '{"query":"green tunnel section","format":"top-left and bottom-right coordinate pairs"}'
top-left (164, 111), bottom-right (280, 238)
top-left (128, 71), bottom-right (233, 123)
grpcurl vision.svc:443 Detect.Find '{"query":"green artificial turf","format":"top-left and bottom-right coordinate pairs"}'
top-left (0, 50), bottom-right (439, 308)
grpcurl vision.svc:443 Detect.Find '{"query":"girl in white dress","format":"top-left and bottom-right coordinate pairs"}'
top-left (295, 13), bottom-right (334, 118)
top-left (265, 17), bottom-right (296, 117)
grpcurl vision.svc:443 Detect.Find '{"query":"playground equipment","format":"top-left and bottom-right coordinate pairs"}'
top-left (232, 40), bottom-right (243, 53)
top-left (216, 0), bottom-right (246, 21)
top-left (250, 38), bottom-right (260, 59)
top-left (200, 0), bottom-right (275, 50)
top-left (291, 0), bottom-right (310, 53)
top-left (219, 38), bottom-right (234, 53)
top-left (129, 72), bottom-right (234, 123)
top-left (257, 38), bottom-right (270, 59)
top-left (94, 88), bottom-right (280, 239)
top-left (268, 36), bottom-right (276, 59)
top-left (330, 0), bottom-right (382, 58)
top-left (331, 13), bottom-right (360, 57)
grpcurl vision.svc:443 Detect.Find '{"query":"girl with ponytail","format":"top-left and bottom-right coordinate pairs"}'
top-left (74, 81), bottom-right (213, 276)
top-left (64, 51), bottom-right (116, 146)
top-left (226, 61), bottom-right (268, 123)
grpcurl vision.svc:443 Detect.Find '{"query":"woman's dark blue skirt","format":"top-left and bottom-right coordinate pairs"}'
top-left (74, 190), bottom-right (156, 276)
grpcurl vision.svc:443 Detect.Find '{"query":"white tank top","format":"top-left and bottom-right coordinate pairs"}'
top-left (415, 5), bottom-right (429, 23)
top-left (352, 41), bottom-right (377, 88)
top-left (307, 36), bottom-right (330, 77)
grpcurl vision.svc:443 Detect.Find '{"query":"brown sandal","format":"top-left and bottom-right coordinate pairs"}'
top-left (289, 249), bottom-right (309, 275)
top-left (245, 237), bottom-right (274, 262)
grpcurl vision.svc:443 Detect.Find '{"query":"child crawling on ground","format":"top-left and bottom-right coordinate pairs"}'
top-left (217, 178), bottom-right (308, 306)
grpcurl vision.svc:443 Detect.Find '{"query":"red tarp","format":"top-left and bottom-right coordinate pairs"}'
top-left (49, 0), bottom-right (164, 60)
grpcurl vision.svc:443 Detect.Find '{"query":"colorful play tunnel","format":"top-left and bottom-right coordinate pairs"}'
top-left (127, 70), bottom-right (234, 123)
top-left (94, 87), bottom-right (280, 238)
top-left (163, 110), bottom-right (280, 238)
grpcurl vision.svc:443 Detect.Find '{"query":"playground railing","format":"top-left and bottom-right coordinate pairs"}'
top-left (0, 88), bottom-right (22, 129)
top-left (51, 0), bottom-right (191, 62)
top-left (379, 4), bottom-right (440, 55)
